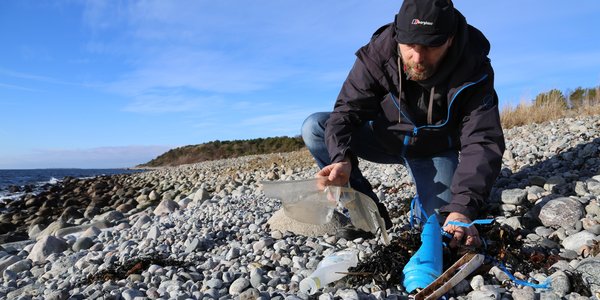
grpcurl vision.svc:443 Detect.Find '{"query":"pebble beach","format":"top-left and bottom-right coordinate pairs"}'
top-left (1, 115), bottom-right (600, 300)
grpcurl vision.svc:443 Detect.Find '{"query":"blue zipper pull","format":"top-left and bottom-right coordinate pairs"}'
top-left (413, 127), bottom-right (418, 136)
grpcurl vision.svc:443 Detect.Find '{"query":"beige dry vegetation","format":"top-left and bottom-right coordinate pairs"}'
top-left (500, 87), bottom-right (600, 129)
top-left (501, 101), bottom-right (600, 128)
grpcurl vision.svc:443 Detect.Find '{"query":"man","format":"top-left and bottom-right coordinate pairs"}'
top-left (301, 0), bottom-right (505, 248)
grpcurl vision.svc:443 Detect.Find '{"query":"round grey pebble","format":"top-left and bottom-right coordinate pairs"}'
top-left (121, 288), bottom-right (144, 300)
top-left (549, 270), bottom-right (570, 297)
top-left (229, 277), bottom-right (250, 295)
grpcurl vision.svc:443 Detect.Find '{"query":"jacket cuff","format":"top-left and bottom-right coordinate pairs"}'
top-left (331, 150), bottom-right (358, 167)
top-left (439, 202), bottom-right (479, 220)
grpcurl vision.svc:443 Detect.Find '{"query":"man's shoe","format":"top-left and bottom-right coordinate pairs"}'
top-left (336, 226), bottom-right (375, 240)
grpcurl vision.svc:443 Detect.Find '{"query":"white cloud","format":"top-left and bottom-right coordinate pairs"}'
top-left (0, 145), bottom-right (172, 169)
top-left (122, 92), bottom-right (226, 114)
top-left (79, 1), bottom-right (398, 115)
top-left (105, 48), bottom-right (295, 96)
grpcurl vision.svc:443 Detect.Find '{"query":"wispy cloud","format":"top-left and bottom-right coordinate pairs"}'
top-left (0, 82), bottom-right (38, 92)
top-left (79, 1), bottom-right (396, 115)
top-left (121, 89), bottom-right (225, 114)
top-left (0, 68), bottom-right (80, 87)
top-left (0, 145), bottom-right (172, 169)
top-left (106, 48), bottom-right (296, 97)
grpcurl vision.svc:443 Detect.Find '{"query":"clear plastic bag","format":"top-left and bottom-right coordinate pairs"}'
top-left (262, 178), bottom-right (337, 225)
top-left (262, 178), bottom-right (390, 244)
top-left (329, 185), bottom-right (390, 244)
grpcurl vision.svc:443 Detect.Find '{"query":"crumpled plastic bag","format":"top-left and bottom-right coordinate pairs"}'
top-left (262, 178), bottom-right (337, 225)
top-left (262, 178), bottom-right (390, 244)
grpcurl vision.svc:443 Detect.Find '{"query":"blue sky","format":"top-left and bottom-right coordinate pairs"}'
top-left (1, 1), bottom-right (599, 169)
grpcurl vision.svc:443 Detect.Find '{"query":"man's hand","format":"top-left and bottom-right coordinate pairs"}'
top-left (316, 158), bottom-right (352, 190)
top-left (443, 212), bottom-right (481, 248)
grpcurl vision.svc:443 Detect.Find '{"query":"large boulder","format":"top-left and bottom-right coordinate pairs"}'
top-left (27, 235), bottom-right (68, 263)
top-left (153, 199), bottom-right (179, 216)
top-left (537, 197), bottom-right (583, 228)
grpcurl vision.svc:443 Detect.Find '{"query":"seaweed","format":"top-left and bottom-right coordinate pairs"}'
top-left (85, 253), bottom-right (191, 283)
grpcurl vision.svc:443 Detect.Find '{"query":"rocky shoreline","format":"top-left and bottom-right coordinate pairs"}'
top-left (0, 115), bottom-right (599, 299)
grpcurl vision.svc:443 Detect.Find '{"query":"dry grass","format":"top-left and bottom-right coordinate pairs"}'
top-left (500, 98), bottom-right (600, 129)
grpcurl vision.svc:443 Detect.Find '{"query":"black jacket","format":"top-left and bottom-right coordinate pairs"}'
top-left (324, 11), bottom-right (505, 219)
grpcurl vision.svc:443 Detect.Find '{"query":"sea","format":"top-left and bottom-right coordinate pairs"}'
top-left (0, 168), bottom-right (146, 200)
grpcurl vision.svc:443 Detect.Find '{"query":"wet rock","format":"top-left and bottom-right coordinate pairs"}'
top-left (7, 185), bottom-right (21, 193)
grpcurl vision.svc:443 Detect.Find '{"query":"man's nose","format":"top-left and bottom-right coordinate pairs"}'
top-left (412, 48), bottom-right (424, 64)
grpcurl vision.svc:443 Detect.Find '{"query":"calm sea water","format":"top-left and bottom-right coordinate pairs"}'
top-left (0, 168), bottom-right (145, 199)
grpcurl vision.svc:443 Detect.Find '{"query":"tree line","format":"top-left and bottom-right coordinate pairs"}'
top-left (139, 136), bottom-right (306, 167)
top-left (534, 86), bottom-right (599, 109)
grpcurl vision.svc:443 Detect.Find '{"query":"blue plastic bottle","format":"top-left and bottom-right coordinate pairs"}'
top-left (402, 214), bottom-right (443, 293)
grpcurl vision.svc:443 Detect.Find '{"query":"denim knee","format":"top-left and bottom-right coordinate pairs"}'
top-left (301, 112), bottom-right (329, 149)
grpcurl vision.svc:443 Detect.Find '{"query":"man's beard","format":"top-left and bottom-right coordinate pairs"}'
top-left (403, 60), bottom-right (436, 81)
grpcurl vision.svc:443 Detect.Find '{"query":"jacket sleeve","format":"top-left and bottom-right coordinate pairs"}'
top-left (325, 56), bottom-right (384, 164)
top-left (439, 75), bottom-right (506, 219)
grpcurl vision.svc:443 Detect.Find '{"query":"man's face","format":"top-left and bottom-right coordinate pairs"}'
top-left (399, 37), bottom-right (453, 81)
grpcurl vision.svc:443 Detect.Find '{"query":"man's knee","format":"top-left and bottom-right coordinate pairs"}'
top-left (301, 112), bottom-right (329, 143)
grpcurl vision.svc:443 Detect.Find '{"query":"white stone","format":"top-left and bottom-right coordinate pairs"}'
top-left (27, 236), bottom-right (68, 263)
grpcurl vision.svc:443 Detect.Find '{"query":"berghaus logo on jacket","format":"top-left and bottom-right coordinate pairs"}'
top-left (411, 19), bottom-right (434, 26)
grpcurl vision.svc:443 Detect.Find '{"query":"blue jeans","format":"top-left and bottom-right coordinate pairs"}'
top-left (301, 112), bottom-right (458, 218)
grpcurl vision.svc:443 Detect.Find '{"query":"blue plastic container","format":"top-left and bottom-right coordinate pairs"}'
top-left (402, 214), bottom-right (443, 293)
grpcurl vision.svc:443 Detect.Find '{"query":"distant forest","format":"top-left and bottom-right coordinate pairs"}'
top-left (139, 136), bottom-right (305, 167)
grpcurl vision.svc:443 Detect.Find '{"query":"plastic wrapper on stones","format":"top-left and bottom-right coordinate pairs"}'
top-left (262, 178), bottom-right (389, 244)
top-left (262, 178), bottom-right (337, 225)
top-left (329, 185), bottom-right (390, 244)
